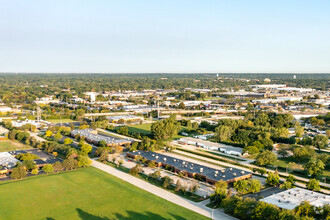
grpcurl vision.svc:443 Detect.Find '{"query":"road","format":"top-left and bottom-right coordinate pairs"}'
top-left (91, 160), bottom-right (236, 220)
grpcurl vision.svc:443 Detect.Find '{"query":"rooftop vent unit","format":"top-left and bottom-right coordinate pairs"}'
top-left (163, 158), bottom-right (167, 161)
top-left (221, 170), bottom-right (225, 173)
top-left (214, 174), bottom-right (217, 177)
top-left (138, 152), bottom-right (141, 155)
top-left (200, 168), bottom-right (203, 173)
top-left (155, 156), bottom-right (159, 159)
top-left (229, 168), bottom-right (232, 171)
top-left (241, 171), bottom-right (245, 174)
top-left (215, 171), bottom-right (218, 174)
top-left (233, 173), bottom-right (236, 176)
top-left (222, 175), bottom-right (225, 178)
top-left (191, 167), bottom-right (193, 170)
top-left (173, 159), bottom-right (176, 162)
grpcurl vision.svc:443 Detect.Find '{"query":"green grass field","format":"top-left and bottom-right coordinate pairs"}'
top-left (0, 140), bottom-right (32, 152)
top-left (126, 123), bottom-right (185, 139)
top-left (0, 167), bottom-right (209, 220)
top-left (46, 118), bottom-right (76, 123)
top-left (127, 123), bottom-right (152, 135)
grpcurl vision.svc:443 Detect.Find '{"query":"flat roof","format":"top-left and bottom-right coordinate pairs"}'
top-left (0, 152), bottom-right (19, 168)
top-left (129, 151), bottom-right (251, 182)
top-left (260, 188), bottom-right (330, 210)
top-left (71, 129), bottom-right (133, 144)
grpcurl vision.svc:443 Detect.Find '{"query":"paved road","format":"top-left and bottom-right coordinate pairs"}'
top-left (91, 160), bottom-right (236, 220)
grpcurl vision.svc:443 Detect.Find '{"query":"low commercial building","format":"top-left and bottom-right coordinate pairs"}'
top-left (0, 152), bottom-right (19, 169)
top-left (260, 188), bottom-right (329, 210)
top-left (71, 129), bottom-right (133, 146)
top-left (127, 151), bottom-right (252, 185)
top-left (107, 115), bottom-right (144, 123)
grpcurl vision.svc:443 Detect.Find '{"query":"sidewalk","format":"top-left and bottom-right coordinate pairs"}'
top-left (91, 160), bottom-right (236, 220)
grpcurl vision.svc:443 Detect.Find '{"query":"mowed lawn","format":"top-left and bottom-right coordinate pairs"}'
top-left (127, 123), bottom-right (152, 135)
top-left (0, 167), bottom-right (209, 220)
top-left (0, 140), bottom-right (32, 152)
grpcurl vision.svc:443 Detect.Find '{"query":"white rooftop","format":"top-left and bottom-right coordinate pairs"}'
top-left (0, 152), bottom-right (19, 168)
top-left (260, 188), bottom-right (330, 210)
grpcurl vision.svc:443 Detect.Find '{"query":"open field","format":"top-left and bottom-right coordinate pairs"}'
top-left (127, 123), bottom-right (152, 135)
top-left (0, 140), bottom-right (32, 152)
top-left (0, 167), bottom-right (209, 220)
top-left (46, 118), bottom-right (76, 123)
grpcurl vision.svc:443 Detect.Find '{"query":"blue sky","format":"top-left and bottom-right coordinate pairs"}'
top-left (0, 0), bottom-right (329, 73)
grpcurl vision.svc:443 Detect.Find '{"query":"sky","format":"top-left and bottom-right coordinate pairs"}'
top-left (0, 0), bottom-right (330, 73)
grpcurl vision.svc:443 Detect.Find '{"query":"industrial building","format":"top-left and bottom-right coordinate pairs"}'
top-left (71, 129), bottom-right (133, 146)
top-left (107, 115), bottom-right (144, 123)
top-left (127, 151), bottom-right (252, 185)
top-left (260, 188), bottom-right (329, 210)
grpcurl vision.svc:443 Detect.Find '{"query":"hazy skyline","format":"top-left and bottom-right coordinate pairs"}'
top-left (1, 0), bottom-right (330, 73)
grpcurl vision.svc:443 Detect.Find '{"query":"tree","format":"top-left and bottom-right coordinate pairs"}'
top-left (16, 153), bottom-right (39, 161)
top-left (234, 179), bottom-right (248, 195)
top-left (53, 161), bottom-right (63, 172)
top-left (99, 151), bottom-right (108, 162)
top-left (42, 164), bottom-right (54, 174)
top-left (295, 201), bottom-right (316, 217)
top-left (64, 138), bottom-right (73, 145)
top-left (66, 148), bottom-right (78, 158)
top-left (306, 179), bottom-right (320, 191)
top-left (295, 126), bottom-right (304, 138)
top-left (77, 156), bottom-right (92, 167)
top-left (215, 125), bottom-right (233, 141)
top-left (178, 102), bottom-right (185, 109)
top-left (99, 140), bottom-right (107, 148)
top-left (81, 143), bottom-right (92, 155)
top-left (22, 160), bottom-right (35, 170)
top-left (31, 168), bottom-right (39, 175)
top-left (280, 181), bottom-right (293, 190)
top-left (129, 164), bottom-right (142, 176)
top-left (45, 130), bottom-right (53, 137)
top-left (210, 180), bottom-right (228, 206)
top-left (10, 163), bottom-right (27, 179)
top-left (175, 180), bottom-right (182, 191)
top-left (151, 116), bottom-right (181, 140)
top-left (293, 147), bottom-right (313, 160)
top-left (255, 150), bottom-right (277, 166)
top-left (286, 174), bottom-right (296, 184)
top-left (192, 122), bottom-right (199, 130)
top-left (243, 146), bottom-right (259, 155)
top-left (277, 144), bottom-right (289, 158)
top-left (266, 172), bottom-right (279, 186)
top-left (251, 201), bottom-right (280, 220)
top-left (54, 133), bottom-right (62, 141)
top-left (161, 176), bottom-right (173, 189)
top-left (149, 169), bottom-right (161, 179)
top-left (247, 179), bottom-right (261, 193)
top-left (62, 157), bottom-right (78, 170)
top-left (314, 135), bottom-right (328, 151)
top-left (304, 158), bottom-right (325, 176)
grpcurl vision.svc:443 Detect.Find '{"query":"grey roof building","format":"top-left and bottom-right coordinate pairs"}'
top-left (127, 151), bottom-right (252, 184)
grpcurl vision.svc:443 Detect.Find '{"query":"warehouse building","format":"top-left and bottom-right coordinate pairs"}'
top-left (71, 129), bottom-right (133, 146)
top-left (260, 188), bottom-right (329, 210)
top-left (127, 151), bottom-right (252, 185)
